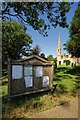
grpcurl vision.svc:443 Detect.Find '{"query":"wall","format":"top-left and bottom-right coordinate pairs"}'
top-left (57, 54), bottom-right (80, 66)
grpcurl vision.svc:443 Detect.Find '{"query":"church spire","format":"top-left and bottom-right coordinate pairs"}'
top-left (57, 34), bottom-right (62, 56)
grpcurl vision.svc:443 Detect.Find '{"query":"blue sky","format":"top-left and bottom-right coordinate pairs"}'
top-left (26, 2), bottom-right (78, 58)
top-left (1, 2), bottom-right (78, 57)
top-left (0, 0), bottom-right (79, 2)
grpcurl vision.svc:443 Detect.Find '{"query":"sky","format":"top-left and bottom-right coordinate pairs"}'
top-left (1, 2), bottom-right (78, 58)
top-left (26, 2), bottom-right (78, 58)
top-left (0, 0), bottom-right (79, 2)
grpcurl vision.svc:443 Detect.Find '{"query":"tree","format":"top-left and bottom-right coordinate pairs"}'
top-left (64, 3), bottom-right (80, 57)
top-left (47, 55), bottom-right (57, 69)
top-left (32, 45), bottom-right (41, 56)
top-left (2, 2), bottom-right (71, 36)
top-left (47, 55), bottom-right (54, 61)
top-left (63, 60), bottom-right (70, 66)
top-left (2, 21), bottom-right (32, 61)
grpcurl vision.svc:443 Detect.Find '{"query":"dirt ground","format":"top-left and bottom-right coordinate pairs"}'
top-left (29, 96), bottom-right (79, 118)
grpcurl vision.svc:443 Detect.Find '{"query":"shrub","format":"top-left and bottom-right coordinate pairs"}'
top-left (63, 60), bottom-right (71, 66)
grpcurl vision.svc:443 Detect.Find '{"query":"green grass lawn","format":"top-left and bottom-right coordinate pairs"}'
top-left (54, 65), bottom-right (80, 93)
top-left (2, 65), bottom-right (80, 118)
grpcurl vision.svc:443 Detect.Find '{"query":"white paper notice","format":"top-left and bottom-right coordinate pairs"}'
top-left (12, 65), bottom-right (22, 79)
top-left (36, 66), bottom-right (43, 77)
top-left (43, 76), bottom-right (49, 87)
top-left (24, 65), bottom-right (32, 77)
top-left (24, 77), bottom-right (33, 87)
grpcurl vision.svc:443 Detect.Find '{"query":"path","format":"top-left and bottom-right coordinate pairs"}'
top-left (30, 97), bottom-right (78, 118)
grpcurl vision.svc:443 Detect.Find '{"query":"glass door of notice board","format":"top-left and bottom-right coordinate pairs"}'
top-left (34, 66), bottom-right (43, 89)
top-left (24, 65), bottom-right (33, 88)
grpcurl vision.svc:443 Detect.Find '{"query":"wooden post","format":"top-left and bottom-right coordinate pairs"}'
top-left (8, 58), bottom-right (12, 99)
top-left (50, 63), bottom-right (54, 90)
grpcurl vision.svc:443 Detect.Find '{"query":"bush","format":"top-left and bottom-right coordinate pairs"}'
top-left (75, 80), bottom-right (80, 89)
top-left (63, 60), bottom-right (70, 66)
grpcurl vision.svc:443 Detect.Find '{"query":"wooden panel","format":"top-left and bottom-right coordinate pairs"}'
top-left (11, 78), bottom-right (26, 94)
top-left (34, 77), bottom-right (43, 90)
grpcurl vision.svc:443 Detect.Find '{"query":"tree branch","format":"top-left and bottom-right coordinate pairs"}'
top-left (2, 12), bottom-right (28, 23)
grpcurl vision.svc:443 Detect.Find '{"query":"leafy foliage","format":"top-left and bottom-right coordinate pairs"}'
top-left (47, 55), bottom-right (54, 61)
top-left (64, 3), bottom-right (80, 57)
top-left (63, 60), bottom-right (70, 66)
top-left (2, 2), bottom-right (71, 36)
top-left (2, 21), bottom-right (32, 61)
top-left (47, 55), bottom-right (57, 70)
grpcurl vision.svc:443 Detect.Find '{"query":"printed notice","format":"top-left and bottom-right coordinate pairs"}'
top-left (12, 65), bottom-right (22, 79)
top-left (43, 76), bottom-right (49, 87)
top-left (36, 66), bottom-right (43, 77)
top-left (24, 77), bottom-right (33, 87)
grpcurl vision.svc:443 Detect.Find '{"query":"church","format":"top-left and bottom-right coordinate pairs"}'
top-left (57, 35), bottom-right (80, 66)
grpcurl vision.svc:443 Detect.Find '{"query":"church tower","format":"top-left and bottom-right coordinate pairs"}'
top-left (57, 34), bottom-right (62, 56)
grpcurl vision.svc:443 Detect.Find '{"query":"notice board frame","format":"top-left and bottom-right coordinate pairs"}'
top-left (8, 55), bottom-right (54, 98)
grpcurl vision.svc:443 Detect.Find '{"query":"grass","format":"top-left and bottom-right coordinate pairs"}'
top-left (2, 65), bottom-right (80, 118)
top-left (54, 65), bottom-right (80, 93)
top-left (2, 84), bottom-right (8, 97)
top-left (2, 91), bottom-right (76, 118)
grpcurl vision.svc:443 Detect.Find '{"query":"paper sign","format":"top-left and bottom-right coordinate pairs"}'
top-left (43, 76), bottom-right (49, 87)
top-left (36, 66), bottom-right (43, 77)
top-left (12, 65), bottom-right (22, 79)
top-left (24, 77), bottom-right (33, 87)
top-left (24, 65), bottom-right (32, 77)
